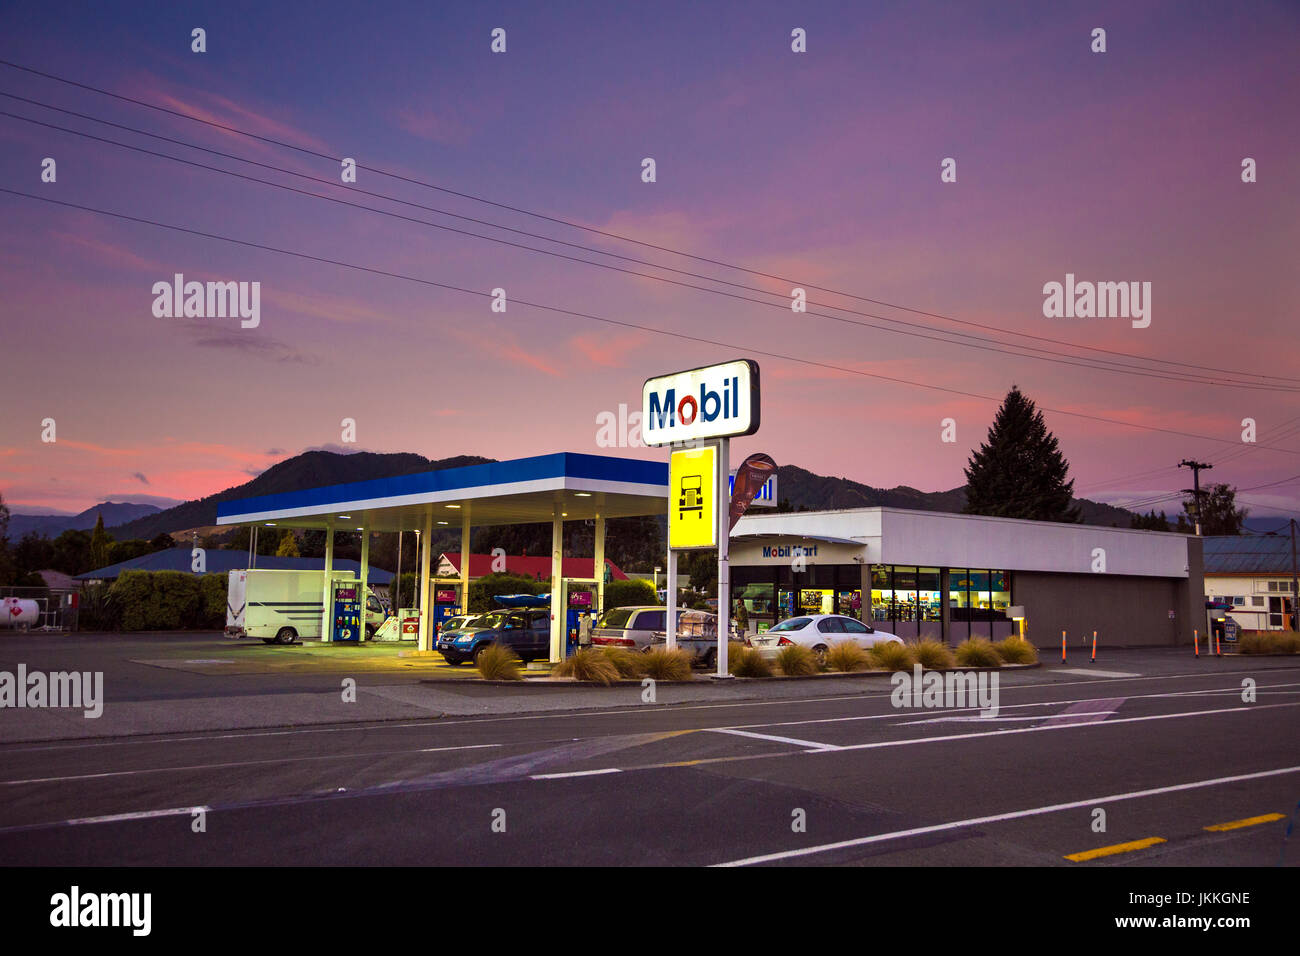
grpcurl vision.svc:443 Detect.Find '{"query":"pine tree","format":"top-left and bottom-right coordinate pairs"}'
top-left (89, 513), bottom-right (113, 569)
top-left (963, 387), bottom-right (1081, 523)
top-left (276, 529), bottom-right (301, 557)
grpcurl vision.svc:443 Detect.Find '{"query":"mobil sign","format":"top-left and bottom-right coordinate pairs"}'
top-left (641, 359), bottom-right (760, 446)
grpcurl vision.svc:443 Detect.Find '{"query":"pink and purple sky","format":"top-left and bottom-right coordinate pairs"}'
top-left (2, 1), bottom-right (1298, 523)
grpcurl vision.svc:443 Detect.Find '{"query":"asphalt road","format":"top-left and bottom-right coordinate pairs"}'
top-left (0, 643), bottom-right (1296, 866)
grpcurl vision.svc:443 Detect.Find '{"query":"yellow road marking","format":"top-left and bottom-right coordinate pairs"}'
top-left (1064, 837), bottom-right (1166, 862)
top-left (1203, 812), bottom-right (1285, 832)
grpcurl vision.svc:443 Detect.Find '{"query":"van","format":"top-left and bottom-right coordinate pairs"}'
top-left (226, 569), bottom-right (386, 644)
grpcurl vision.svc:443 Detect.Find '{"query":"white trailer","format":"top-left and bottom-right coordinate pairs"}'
top-left (226, 569), bottom-right (386, 644)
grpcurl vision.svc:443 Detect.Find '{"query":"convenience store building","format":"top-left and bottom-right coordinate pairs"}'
top-left (730, 507), bottom-right (1203, 647)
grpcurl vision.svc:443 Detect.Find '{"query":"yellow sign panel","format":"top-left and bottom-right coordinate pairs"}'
top-left (669, 446), bottom-right (717, 550)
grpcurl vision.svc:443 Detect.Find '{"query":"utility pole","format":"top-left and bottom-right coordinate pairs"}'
top-left (1178, 460), bottom-right (1213, 535)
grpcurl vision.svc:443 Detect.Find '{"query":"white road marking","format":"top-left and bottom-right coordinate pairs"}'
top-left (531, 768), bottom-right (623, 780)
top-left (901, 713), bottom-right (1117, 724)
top-left (65, 806), bottom-right (210, 827)
top-left (3, 670), bottom-right (1296, 756)
top-left (819, 701), bottom-right (1300, 755)
top-left (0, 743), bottom-right (501, 787)
top-left (727, 682), bottom-right (1300, 732)
top-left (714, 764), bottom-right (1300, 866)
top-left (711, 728), bottom-right (841, 751)
top-left (1056, 668), bottom-right (1139, 678)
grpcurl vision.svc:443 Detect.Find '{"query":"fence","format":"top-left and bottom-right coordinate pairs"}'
top-left (0, 585), bottom-right (79, 632)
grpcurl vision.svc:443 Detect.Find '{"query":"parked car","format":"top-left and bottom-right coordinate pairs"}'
top-left (437, 608), bottom-right (549, 665)
top-left (748, 614), bottom-right (901, 663)
top-left (591, 605), bottom-right (684, 652)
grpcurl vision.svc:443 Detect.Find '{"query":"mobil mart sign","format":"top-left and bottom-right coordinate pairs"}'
top-left (641, 359), bottom-right (760, 446)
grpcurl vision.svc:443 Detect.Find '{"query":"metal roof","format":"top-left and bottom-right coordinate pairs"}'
top-left (215, 452), bottom-right (668, 531)
top-left (1202, 535), bottom-right (1294, 574)
top-left (76, 548), bottom-right (393, 583)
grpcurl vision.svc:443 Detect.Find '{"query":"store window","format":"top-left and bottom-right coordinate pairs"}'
top-left (989, 570), bottom-right (1013, 639)
top-left (871, 566), bottom-right (892, 623)
top-left (892, 567), bottom-right (918, 639)
top-left (949, 568), bottom-right (972, 642)
top-left (918, 567), bottom-right (941, 639)
top-left (739, 582), bottom-right (775, 634)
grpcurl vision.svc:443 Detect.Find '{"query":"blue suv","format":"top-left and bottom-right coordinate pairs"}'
top-left (437, 608), bottom-right (550, 665)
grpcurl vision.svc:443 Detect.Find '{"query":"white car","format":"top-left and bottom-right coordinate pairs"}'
top-left (749, 614), bottom-right (902, 662)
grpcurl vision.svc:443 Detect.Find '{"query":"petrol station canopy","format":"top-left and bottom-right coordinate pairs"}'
top-left (215, 453), bottom-right (669, 531)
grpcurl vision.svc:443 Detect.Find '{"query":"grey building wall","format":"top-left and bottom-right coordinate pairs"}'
top-left (1016, 562), bottom-right (1201, 649)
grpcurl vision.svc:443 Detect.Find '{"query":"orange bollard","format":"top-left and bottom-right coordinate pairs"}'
top-left (1194, 629), bottom-right (1199, 657)
top-left (1061, 630), bottom-right (1067, 663)
top-left (1216, 631), bottom-right (1222, 657)
top-left (1091, 630), bottom-right (1097, 663)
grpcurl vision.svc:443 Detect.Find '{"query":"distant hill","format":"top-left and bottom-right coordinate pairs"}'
top-left (109, 451), bottom-right (494, 539)
top-left (774, 465), bottom-right (1140, 528)
top-left (6, 501), bottom-right (163, 539)
top-left (81, 450), bottom-right (1147, 542)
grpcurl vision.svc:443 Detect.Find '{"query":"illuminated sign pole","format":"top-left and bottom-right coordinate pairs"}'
top-left (643, 360), bottom-right (760, 680)
top-left (716, 436), bottom-right (730, 677)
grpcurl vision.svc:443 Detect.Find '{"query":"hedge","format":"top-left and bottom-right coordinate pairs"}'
top-left (603, 578), bottom-right (658, 610)
top-left (101, 570), bottom-right (230, 631)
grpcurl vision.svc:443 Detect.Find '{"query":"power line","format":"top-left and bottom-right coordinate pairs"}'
top-left (6, 101), bottom-right (1295, 393)
top-left (1077, 416), bottom-right (1300, 498)
top-left (3, 58), bottom-right (1298, 388)
top-left (9, 184), bottom-right (1300, 458)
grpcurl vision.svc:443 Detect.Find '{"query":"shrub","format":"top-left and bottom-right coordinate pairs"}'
top-left (469, 572), bottom-right (546, 613)
top-left (475, 643), bottom-right (523, 680)
top-left (77, 583), bottom-right (121, 631)
top-left (1238, 631), bottom-right (1300, 655)
top-left (993, 636), bottom-right (1037, 664)
top-left (643, 647), bottom-right (693, 681)
top-left (199, 574), bottom-right (228, 629)
top-left (603, 578), bottom-right (658, 610)
top-left (912, 639), bottom-right (957, 670)
top-left (730, 645), bottom-right (773, 678)
top-left (776, 644), bottom-right (819, 676)
top-left (152, 572), bottom-right (202, 630)
top-left (955, 638), bottom-right (1001, 667)
top-left (602, 647), bottom-right (648, 678)
top-left (826, 640), bottom-right (870, 672)
top-left (553, 647), bottom-right (619, 684)
top-left (869, 640), bottom-right (915, 672)
top-left (108, 570), bottom-right (153, 631)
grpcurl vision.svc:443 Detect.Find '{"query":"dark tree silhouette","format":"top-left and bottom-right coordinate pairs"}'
top-left (964, 387), bottom-right (1080, 523)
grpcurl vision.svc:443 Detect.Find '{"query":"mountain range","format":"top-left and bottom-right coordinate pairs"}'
top-left (12, 451), bottom-right (1155, 541)
top-left (5, 501), bottom-right (163, 539)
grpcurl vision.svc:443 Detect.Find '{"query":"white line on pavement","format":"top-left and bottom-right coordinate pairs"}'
top-left (0, 743), bottom-right (501, 787)
top-left (65, 806), bottom-right (210, 827)
top-left (4, 670), bottom-right (1297, 755)
top-left (713, 764), bottom-right (1300, 866)
top-left (818, 701), bottom-right (1300, 755)
top-left (725, 682), bottom-right (1300, 732)
top-left (710, 728), bottom-right (841, 750)
top-left (531, 768), bottom-right (623, 780)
